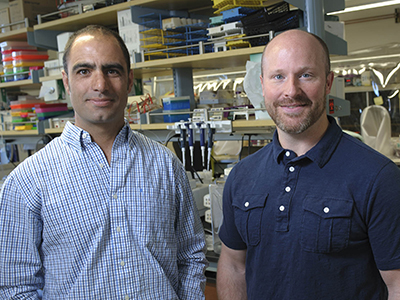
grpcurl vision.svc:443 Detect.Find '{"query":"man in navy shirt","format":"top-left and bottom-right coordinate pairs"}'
top-left (217, 29), bottom-right (400, 299)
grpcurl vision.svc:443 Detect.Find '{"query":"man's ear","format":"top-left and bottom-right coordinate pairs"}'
top-left (62, 70), bottom-right (70, 95)
top-left (325, 71), bottom-right (334, 95)
top-left (127, 69), bottom-right (134, 92)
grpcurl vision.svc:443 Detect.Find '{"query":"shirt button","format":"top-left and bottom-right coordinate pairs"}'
top-left (99, 163), bottom-right (104, 168)
top-left (285, 186), bottom-right (291, 193)
top-left (82, 133), bottom-right (87, 139)
top-left (113, 194), bottom-right (118, 199)
top-left (279, 205), bottom-right (285, 211)
top-left (244, 202), bottom-right (249, 207)
top-left (285, 151), bottom-right (290, 157)
top-left (289, 166), bottom-right (295, 172)
top-left (125, 296), bottom-right (129, 300)
top-left (116, 226), bottom-right (121, 233)
top-left (323, 207), bottom-right (330, 213)
top-left (120, 260), bottom-right (125, 267)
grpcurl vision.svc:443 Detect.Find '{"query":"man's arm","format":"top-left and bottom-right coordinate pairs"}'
top-left (0, 174), bottom-right (44, 299)
top-left (174, 162), bottom-right (208, 299)
top-left (217, 242), bottom-right (247, 300)
top-left (380, 270), bottom-right (400, 299)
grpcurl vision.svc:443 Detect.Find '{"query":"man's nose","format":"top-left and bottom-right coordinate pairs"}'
top-left (283, 76), bottom-right (300, 98)
top-left (91, 71), bottom-right (108, 92)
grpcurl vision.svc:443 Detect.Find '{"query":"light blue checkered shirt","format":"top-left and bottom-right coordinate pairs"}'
top-left (0, 121), bottom-right (208, 299)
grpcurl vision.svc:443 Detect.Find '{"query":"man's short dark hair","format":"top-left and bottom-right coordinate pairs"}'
top-left (63, 25), bottom-right (131, 75)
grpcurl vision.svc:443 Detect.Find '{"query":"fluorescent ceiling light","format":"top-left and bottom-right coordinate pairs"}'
top-left (328, 0), bottom-right (400, 15)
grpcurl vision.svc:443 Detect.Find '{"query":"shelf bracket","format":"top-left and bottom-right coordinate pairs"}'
top-left (27, 30), bottom-right (64, 51)
top-left (173, 68), bottom-right (195, 110)
top-left (286, 0), bottom-right (347, 56)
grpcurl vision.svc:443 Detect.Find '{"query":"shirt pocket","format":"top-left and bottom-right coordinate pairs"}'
top-left (232, 194), bottom-right (268, 247)
top-left (129, 187), bottom-right (175, 240)
top-left (301, 197), bottom-right (353, 253)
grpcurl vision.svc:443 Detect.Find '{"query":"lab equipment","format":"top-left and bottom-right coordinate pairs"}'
top-left (207, 123), bottom-right (215, 171)
top-left (179, 124), bottom-right (186, 167)
top-left (186, 122), bottom-right (194, 168)
top-left (197, 122), bottom-right (206, 169)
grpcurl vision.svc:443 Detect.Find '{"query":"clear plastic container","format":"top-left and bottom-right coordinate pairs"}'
top-left (13, 74), bottom-right (30, 81)
top-left (0, 41), bottom-right (35, 52)
top-left (12, 59), bottom-right (45, 68)
top-left (2, 61), bottom-right (12, 68)
top-left (3, 66), bottom-right (13, 74)
top-left (12, 51), bottom-right (49, 61)
top-left (4, 75), bottom-right (14, 82)
top-left (1, 48), bottom-right (37, 55)
top-left (13, 67), bottom-right (30, 74)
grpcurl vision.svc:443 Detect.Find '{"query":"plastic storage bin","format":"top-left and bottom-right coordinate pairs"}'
top-left (12, 60), bottom-right (45, 67)
top-left (11, 51), bottom-right (49, 61)
top-left (162, 96), bottom-right (191, 123)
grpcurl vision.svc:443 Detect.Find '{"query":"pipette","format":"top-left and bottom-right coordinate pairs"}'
top-left (186, 123), bottom-right (194, 168)
top-left (197, 122), bottom-right (205, 169)
top-left (207, 123), bottom-right (214, 171)
top-left (179, 124), bottom-right (186, 168)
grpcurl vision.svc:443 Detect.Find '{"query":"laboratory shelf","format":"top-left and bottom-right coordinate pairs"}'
top-left (132, 45), bottom-right (265, 77)
top-left (39, 74), bottom-right (63, 82)
top-left (0, 80), bottom-right (41, 89)
top-left (0, 27), bottom-right (33, 43)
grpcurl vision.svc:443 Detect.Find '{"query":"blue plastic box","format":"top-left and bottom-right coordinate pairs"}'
top-left (162, 96), bottom-right (191, 123)
top-left (162, 96), bottom-right (190, 110)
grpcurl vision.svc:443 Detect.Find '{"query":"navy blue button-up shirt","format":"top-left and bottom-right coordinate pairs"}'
top-left (220, 116), bottom-right (400, 299)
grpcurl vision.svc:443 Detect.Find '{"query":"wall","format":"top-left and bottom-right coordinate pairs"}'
top-left (344, 17), bottom-right (400, 53)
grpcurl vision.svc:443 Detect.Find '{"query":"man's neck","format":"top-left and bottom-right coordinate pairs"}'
top-left (76, 121), bottom-right (125, 165)
top-left (278, 116), bottom-right (329, 157)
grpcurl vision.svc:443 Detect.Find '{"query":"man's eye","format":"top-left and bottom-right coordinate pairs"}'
top-left (78, 69), bottom-right (89, 75)
top-left (274, 74), bottom-right (283, 80)
top-left (108, 70), bottom-right (120, 76)
top-left (302, 73), bottom-right (311, 78)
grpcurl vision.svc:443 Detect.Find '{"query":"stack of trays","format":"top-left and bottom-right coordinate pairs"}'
top-left (9, 99), bottom-right (44, 130)
top-left (0, 41), bottom-right (48, 82)
top-left (34, 103), bottom-right (69, 120)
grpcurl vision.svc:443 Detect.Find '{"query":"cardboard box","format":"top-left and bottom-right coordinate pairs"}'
top-left (9, 0), bottom-right (58, 30)
top-left (117, 9), bottom-right (140, 55)
top-left (57, 32), bottom-right (74, 52)
top-left (0, 7), bottom-right (10, 33)
top-left (44, 59), bottom-right (61, 76)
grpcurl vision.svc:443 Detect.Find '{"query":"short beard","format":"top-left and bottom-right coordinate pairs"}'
top-left (267, 93), bottom-right (326, 134)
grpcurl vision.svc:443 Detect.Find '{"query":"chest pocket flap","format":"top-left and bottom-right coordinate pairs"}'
top-left (233, 194), bottom-right (267, 212)
top-left (302, 197), bottom-right (353, 253)
top-left (303, 197), bottom-right (353, 219)
top-left (232, 194), bottom-right (268, 246)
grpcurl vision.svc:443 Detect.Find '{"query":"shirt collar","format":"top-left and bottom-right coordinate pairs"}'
top-left (272, 116), bottom-right (342, 168)
top-left (61, 120), bottom-right (132, 151)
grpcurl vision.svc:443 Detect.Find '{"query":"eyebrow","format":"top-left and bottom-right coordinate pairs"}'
top-left (71, 63), bottom-right (125, 73)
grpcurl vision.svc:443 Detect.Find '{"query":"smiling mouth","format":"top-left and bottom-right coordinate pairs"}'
top-left (88, 98), bottom-right (114, 106)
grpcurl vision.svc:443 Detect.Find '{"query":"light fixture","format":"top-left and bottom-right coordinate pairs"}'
top-left (370, 68), bottom-right (385, 87)
top-left (328, 0), bottom-right (400, 15)
top-left (388, 90), bottom-right (399, 99)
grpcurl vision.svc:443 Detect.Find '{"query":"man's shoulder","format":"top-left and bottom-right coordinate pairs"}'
top-left (340, 132), bottom-right (393, 165)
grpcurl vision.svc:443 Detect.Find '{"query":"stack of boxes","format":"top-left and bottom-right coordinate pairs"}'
top-left (8, 0), bottom-right (58, 30)
top-left (9, 96), bottom-right (43, 130)
top-left (0, 0), bottom-right (58, 32)
top-left (0, 41), bottom-right (48, 82)
top-left (9, 96), bottom-right (69, 130)
top-left (208, 1), bottom-right (267, 52)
